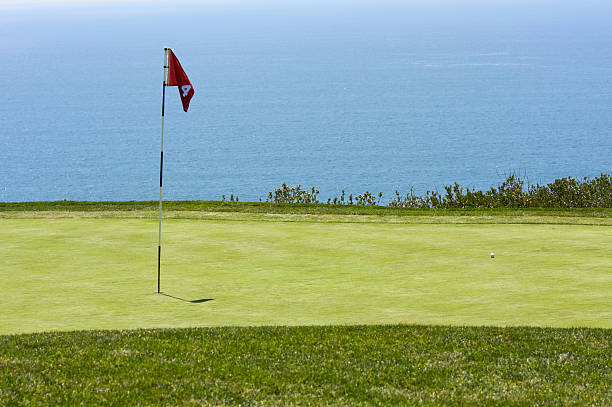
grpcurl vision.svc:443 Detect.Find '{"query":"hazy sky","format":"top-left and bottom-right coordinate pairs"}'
top-left (0, 0), bottom-right (153, 6)
top-left (2, 0), bottom-right (611, 22)
top-left (2, 0), bottom-right (610, 8)
top-left (2, 0), bottom-right (611, 18)
top-left (2, 0), bottom-right (611, 46)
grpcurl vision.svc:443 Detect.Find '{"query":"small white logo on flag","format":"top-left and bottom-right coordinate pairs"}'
top-left (181, 85), bottom-right (191, 96)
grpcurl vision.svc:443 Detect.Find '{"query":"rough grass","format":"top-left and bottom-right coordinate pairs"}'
top-left (1, 325), bottom-right (610, 406)
top-left (1, 199), bottom-right (612, 218)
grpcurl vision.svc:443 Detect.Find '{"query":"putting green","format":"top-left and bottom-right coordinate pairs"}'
top-left (1, 213), bottom-right (610, 334)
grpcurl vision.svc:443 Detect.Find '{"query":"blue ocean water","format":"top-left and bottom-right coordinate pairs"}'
top-left (1, 1), bottom-right (611, 202)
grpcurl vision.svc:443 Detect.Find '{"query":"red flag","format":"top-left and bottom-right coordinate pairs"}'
top-left (166, 49), bottom-right (194, 112)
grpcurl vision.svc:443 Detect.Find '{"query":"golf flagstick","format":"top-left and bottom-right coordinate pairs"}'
top-left (157, 47), bottom-right (195, 294)
top-left (158, 47), bottom-right (168, 294)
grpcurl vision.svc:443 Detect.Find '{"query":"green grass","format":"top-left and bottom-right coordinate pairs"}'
top-left (2, 204), bottom-right (611, 404)
top-left (1, 209), bottom-right (610, 334)
top-left (1, 325), bottom-right (610, 405)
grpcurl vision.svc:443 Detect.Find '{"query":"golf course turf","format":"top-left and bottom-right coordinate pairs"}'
top-left (1, 203), bottom-right (610, 333)
top-left (1, 202), bottom-right (610, 405)
top-left (1, 325), bottom-right (611, 405)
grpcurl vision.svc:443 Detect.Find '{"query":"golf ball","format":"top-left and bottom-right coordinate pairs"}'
top-left (490, 253), bottom-right (495, 258)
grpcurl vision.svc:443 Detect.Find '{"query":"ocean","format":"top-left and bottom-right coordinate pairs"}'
top-left (1, 0), bottom-right (611, 203)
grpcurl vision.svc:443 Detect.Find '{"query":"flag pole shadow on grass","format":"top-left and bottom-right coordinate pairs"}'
top-left (159, 293), bottom-right (214, 303)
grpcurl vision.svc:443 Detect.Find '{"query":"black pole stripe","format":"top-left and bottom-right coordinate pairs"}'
top-left (157, 245), bottom-right (161, 293)
top-left (161, 81), bottom-right (166, 116)
top-left (159, 152), bottom-right (163, 187)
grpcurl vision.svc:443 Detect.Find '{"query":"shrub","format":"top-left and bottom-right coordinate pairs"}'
top-left (251, 173), bottom-right (612, 209)
top-left (266, 184), bottom-right (320, 204)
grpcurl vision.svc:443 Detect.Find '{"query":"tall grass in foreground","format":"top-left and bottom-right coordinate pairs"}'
top-left (1, 325), bottom-right (610, 405)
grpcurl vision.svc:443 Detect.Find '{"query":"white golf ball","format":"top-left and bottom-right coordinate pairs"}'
top-left (490, 252), bottom-right (495, 258)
